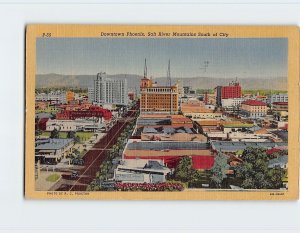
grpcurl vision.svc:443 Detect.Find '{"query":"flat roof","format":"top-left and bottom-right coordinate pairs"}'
top-left (273, 130), bottom-right (288, 142)
top-left (211, 141), bottom-right (287, 152)
top-left (124, 149), bottom-right (212, 157)
top-left (137, 118), bottom-right (171, 126)
top-left (35, 138), bottom-right (74, 150)
top-left (127, 141), bottom-right (210, 150)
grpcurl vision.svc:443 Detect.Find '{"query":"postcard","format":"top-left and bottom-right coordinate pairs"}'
top-left (25, 25), bottom-right (299, 200)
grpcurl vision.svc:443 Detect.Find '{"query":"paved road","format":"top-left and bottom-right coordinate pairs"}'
top-left (55, 105), bottom-right (139, 191)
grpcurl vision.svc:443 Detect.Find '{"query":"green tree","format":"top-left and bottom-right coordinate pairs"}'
top-left (210, 151), bottom-right (230, 188)
top-left (235, 147), bottom-right (284, 189)
top-left (67, 131), bottom-right (80, 143)
top-left (67, 131), bottom-right (76, 139)
top-left (174, 156), bottom-right (197, 183)
top-left (50, 128), bottom-right (60, 138)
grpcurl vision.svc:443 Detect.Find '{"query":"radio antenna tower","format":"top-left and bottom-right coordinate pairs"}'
top-left (167, 59), bottom-right (171, 87)
top-left (167, 59), bottom-right (173, 114)
top-left (144, 58), bottom-right (147, 78)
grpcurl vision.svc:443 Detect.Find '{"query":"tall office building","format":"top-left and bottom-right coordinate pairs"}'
top-left (215, 80), bottom-right (242, 106)
top-left (140, 60), bottom-right (178, 114)
top-left (89, 72), bottom-right (128, 105)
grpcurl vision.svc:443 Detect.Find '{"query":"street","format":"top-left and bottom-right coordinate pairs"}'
top-left (54, 105), bottom-right (138, 191)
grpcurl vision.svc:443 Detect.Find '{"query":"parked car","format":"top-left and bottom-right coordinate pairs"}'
top-left (71, 158), bottom-right (84, 166)
top-left (71, 171), bottom-right (80, 179)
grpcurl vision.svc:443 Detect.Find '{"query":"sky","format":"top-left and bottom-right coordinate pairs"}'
top-left (36, 37), bottom-right (287, 79)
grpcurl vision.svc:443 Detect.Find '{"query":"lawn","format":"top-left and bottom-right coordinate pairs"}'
top-left (40, 131), bottom-right (94, 142)
top-left (46, 173), bottom-right (61, 182)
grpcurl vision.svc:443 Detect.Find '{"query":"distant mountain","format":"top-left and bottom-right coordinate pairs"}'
top-left (36, 74), bottom-right (143, 92)
top-left (155, 76), bottom-right (287, 90)
top-left (36, 73), bottom-right (287, 91)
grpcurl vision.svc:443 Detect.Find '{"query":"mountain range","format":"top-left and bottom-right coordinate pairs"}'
top-left (36, 73), bottom-right (287, 91)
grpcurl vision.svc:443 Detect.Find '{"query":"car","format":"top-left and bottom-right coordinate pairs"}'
top-left (72, 158), bottom-right (84, 166)
top-left (71, 171), bottom-right (80, 179)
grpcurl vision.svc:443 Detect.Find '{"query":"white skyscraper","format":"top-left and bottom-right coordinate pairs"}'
top-left (89, 72), bottom-right (128, 105)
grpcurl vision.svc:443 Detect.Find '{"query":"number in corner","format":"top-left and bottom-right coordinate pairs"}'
top-left (42, 33), bottom-right (52, 38)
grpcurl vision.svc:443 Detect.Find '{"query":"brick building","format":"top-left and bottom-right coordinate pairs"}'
top-left (215, 80), bottom-right (242, 106)
top-left (140, 77), bottom-right (179, 114)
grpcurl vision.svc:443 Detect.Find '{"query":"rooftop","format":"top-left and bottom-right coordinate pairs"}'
top-left (242, 100), bottom-right (267, 106)
top-left (272, 102), bottom-right (288, 105)
top-left (273, 130), bottom-right (288, 142)
top-left (223, 123), bottom-right (254, 128)
top-left (211, 141), bottom-right (287, 152)
top-left (268, 155), bottom-right (288, 167)
top-left (119, 159), bottom-right (169, 172)
top-left (35, 138), bottom-right (74, 150)
top-left (127, 141), bottom-right (210, 150)
top-left (142, 126), bottom-right (194, 134)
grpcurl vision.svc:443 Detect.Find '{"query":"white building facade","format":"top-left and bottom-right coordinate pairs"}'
top-left (89, 72), bottom-right (128, 105)
top-left (35, 91), bottom-right (67, 104)
top-left (46, 118), bottom-right (105, 132)
top-left (269, 93), bottom-right (288, 104)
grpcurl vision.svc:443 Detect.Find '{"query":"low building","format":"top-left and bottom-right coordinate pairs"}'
top-left (221, 122), bottom-right (254, 133)
top-left (56, 105), bottom-right (112, 121)
top-left (136, 114), bottom-right (193, 128)
top-left (134, 114), bottom-right (196, 140)
top-left (270, 120), bottom-right (288, 130)
top-left (35, 91), bottom-right (67, 104)
top-left (256, 95), bottom-right (268, 103)
top-left (140, 126), bottom-right (207, 142)
top-left (272, 102), bottom-right (288, 113)
top-left (272, 130), bottom-right (288, 142)
top-left (181, 102), bottom-right (222, 119)
top-left (221, 98), bottom-right (244, 112)
top-left (211, 141), bottom-right (287, 153)
top-left (227, 132), bottom-right (270, 142)
top-left (240, 100), bottom-right (267, 118)
top-left (123, 140), bottom-right (215, 170)
top-left (35, 138), bottom-right (74, 163)
top-left (269, 93), bottom-right (288, 104)
top-left (46, 118), bottom-right (106, 132)
top-left (114, 159), bottom-right (171, 183)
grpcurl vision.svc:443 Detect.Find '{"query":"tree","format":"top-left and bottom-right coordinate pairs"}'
top-left (50, 128), bottom-right (60, 139)
top-left (35, 128), bottom-right (42, 137)
top-left (67, 131), bottom-right (76, 139)
top-left (67, 131), bottom-right (80, 143)
top-left (235, 147), bottom-right (284, 189)
top-left (74, 136), bottom-right (80, 143)
top-left (210, 151), bottom-right (230, 188)
top-left (174, 156), bottom-right (197, 183)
